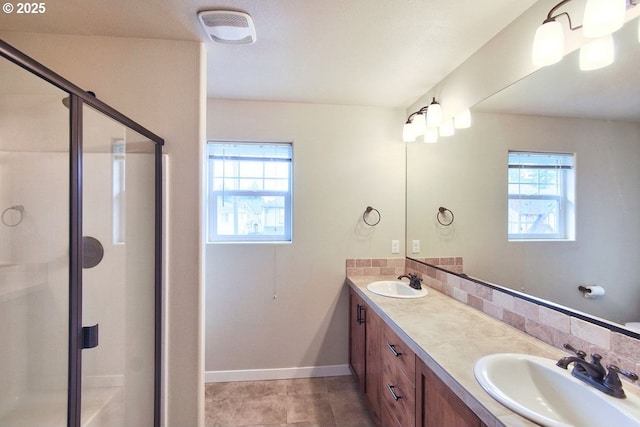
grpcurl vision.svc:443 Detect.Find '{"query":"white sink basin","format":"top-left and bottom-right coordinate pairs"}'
top-left (366, 280), bottom-right (428, 298)
top-left (474, 353), bottom-right (640, 427)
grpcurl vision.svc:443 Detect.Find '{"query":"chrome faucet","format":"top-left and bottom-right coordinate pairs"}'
top-left (397, 273), bottom-right (423, 290)
top-left (556, 343), bottom-right (638, 398)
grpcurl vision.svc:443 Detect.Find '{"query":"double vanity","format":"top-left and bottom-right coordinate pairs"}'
top-left (347, 275), bottom-right (640, 427)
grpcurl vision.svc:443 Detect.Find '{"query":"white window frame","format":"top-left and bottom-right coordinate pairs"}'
top-left (206, 141), bottom-right (293, 243)
top-left (508, 151), bottom-right (575, 241)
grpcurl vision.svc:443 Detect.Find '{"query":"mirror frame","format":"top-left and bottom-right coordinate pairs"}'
top-left (406, 256), bottom-right (640, 340)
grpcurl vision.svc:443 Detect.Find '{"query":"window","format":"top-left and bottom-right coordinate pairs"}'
top-left (508, 151), bottom-right (575, 240)
top-left (207, 142), bottom-right (293, 242)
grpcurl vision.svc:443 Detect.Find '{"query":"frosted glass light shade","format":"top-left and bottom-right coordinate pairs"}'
top-left (454, 109), bottom-right (471, 129)
top-left (579, 35), bottom-right (614, 70)
top-left (424, 127), bottom-right (438, 144)
top-left (637, 17), bottom-right (640, 43)
top-left (583, 0), bottom-right (626, 38)
top-left (439, 119), bottom-right (455, 137)
top-left (403, 122), bottom-right (416, 142)
top-left (412, 113), bottom-right (426, 136)
top-left (532, 20), bottom-right (564, 66)
top-left (426, 101), bottom-right (442, 127)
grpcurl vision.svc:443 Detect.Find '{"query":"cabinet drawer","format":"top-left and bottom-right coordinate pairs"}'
top-left (382, 326), bottom-right (415, 383)
top-left (381, 356), bottom-right (415, 427)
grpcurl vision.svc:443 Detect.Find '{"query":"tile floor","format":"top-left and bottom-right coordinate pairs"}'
top-left (205, 375), bottom-right (377, 427)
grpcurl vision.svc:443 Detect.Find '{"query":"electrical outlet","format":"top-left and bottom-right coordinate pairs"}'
top-left (391, 240), bottom-right (400, 254)
top-left (412, 240), bottom-right (420, 254)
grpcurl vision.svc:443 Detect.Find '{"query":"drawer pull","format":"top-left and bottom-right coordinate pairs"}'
top-left (386, 343), bottom-right (402, 357)
top-left (386, 384), bottom-right (402, 401)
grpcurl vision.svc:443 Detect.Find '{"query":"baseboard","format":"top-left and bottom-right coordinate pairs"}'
top-left (204, 364), bottom-right (352, 383)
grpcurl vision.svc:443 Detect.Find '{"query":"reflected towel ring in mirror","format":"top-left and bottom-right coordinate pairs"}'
top-left (363, 206), bottom-right (381, 226)
top-left (437, 206), bottom-right (454, 226)
top-left (2, 205), bottom-right (24, 227)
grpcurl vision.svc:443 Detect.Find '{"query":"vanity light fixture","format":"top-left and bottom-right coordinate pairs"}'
top-left (532, 19), bottom-right (565, 66)
top-left (403, 101), bottom-right (473, 143)
top-left (453, 109), bottom-right (471, 129)
top-left (579, 34), bottom-right (615, 70)
top-left (402, 118), bottom-right (417, 142)
top-left (402, 98), bottom-right (440, 143)
top-left (583, 0), bottom-right (626, 38)
top-left (425, 127), bottom-right (439, 143)
top-left (532, 0), bottom-right (636, 69)
top-left (425, 97), bottom-right (443, 127)
top-left (439, 118), bottom-right (455, 137)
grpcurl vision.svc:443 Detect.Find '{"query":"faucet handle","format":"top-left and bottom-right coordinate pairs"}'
top-left (604, 365), bottom-right (639, 397)
top-left (589, 353), bottom-right (607, 378)
top-left (563, 343), bottom-right (586, 359)
top-left (608, 365), bottom-right (639, 382)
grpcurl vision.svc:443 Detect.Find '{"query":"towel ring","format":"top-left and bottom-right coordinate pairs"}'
top-left (436, 206), bottom-right (454, 226)
top-left (2, 205), bottom-right (24, 227)
top-left (363, 206), bottom-right (381, 226)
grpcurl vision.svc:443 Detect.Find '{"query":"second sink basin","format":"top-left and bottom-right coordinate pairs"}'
top-left (366, 280), bottom-right (428, 298)
top-left (474, 353), bottom-right (640, 427)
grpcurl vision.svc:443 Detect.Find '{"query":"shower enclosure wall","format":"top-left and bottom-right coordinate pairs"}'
top-left (0, 40), bottom-right (163, 427)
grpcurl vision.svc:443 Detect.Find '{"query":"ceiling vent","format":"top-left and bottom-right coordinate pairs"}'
top-left (198, 10), bottom-right (256, 44)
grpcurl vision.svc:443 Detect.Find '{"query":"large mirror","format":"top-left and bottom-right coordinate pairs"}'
top-left (406, 17), bottom-right (640, 330)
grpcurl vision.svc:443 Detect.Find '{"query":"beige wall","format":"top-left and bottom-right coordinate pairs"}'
top-left (1, 33), bottom-right (204, 426)
top-left (205, 99), bottom-right (405, 376)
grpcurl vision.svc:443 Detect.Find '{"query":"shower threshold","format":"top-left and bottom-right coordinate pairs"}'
top-left (0, 386), bottom-right (122, 427)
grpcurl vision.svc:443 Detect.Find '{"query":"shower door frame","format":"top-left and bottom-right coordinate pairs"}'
top-left (0, 40), bottom-right (164, 427)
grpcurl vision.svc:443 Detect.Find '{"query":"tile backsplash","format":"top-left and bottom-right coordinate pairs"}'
top-left (346, 257), bottom-right (640, 390)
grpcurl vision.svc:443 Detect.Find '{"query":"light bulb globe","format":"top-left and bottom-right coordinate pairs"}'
top-left (532, 20), bottom-right (564, 66)
top-left (583, 0), bottom-right (626, 38)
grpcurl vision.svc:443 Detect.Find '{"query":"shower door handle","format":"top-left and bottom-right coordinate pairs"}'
top-left (82, 324), bottom-right (99, 349)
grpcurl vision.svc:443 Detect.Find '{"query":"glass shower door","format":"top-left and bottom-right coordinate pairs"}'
top-left (80, 104), bottom-right (158, 427)
top-left (0, 56), bottom-right (70, 427)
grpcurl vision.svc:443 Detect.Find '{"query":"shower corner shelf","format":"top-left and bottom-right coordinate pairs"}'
top-left (0, 262), bottom-right (18, 268)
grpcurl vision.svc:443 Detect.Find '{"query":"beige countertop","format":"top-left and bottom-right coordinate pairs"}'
top-left (347, 275), bottom-right (574, 427)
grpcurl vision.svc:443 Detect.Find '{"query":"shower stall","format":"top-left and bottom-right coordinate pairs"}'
top-left (0, 40), bottom-right (163, 427)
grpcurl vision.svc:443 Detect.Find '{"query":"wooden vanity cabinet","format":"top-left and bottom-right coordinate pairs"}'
top-left (416, 357), bottom-right (486, 427)
top-left (350, 287), bottom-right (486, 427)
top-left (348, 288), bottom-right (383, 424)
top-left (380, 325), bottom-right (415, 427)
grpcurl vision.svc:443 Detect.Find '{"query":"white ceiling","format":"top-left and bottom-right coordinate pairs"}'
top-left (0, 0), bottom-right (536, 108)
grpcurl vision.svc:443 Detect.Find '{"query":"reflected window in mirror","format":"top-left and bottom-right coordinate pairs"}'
top-left (508, 151), bottom-right (575, 241)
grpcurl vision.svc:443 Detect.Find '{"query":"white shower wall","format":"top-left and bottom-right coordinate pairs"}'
top-left (1, 148), bottom-right (156, 427)
top-left (0, 151), bottom-right (69, 408)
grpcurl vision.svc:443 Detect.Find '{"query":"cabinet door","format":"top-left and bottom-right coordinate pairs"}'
top-left (365, 307), bottom-right (383, 423)
top-left (416, 358), bottom-right (485, 427)
top-left (349, 289), bottom-right (366, 389)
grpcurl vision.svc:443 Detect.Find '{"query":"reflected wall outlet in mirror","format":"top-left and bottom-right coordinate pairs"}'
top-left (412, 240), bottom-right (420, 254)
